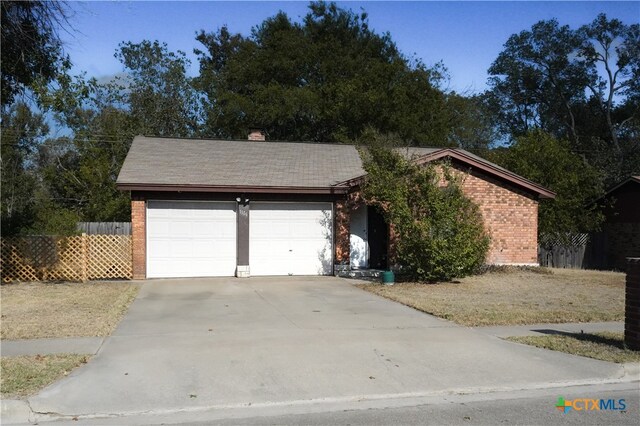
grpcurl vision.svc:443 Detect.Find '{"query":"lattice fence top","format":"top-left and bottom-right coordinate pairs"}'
top-left (1, 234), bottom-right (132, 283)
top-left (539, 233), bottom-right (590, 248)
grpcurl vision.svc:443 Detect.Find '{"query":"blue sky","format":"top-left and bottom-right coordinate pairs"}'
top-left (63, 1), bottom-right (639, 93)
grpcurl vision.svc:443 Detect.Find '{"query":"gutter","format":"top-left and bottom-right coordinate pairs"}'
top-left (116, 183), bottom-right (350, 195)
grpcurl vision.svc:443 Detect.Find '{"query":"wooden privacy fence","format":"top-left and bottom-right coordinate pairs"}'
top-left (77, 222), bottom-right (131, 235)
top-left (538, 233), bottom-right (607, 269)
top-left (1, 234), bottom-right (132, 283)
top-left (538, 233), bottom-right (588, 269)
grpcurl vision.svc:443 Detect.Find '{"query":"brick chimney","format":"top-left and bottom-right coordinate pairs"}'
top-left (248, 128), bottom-right (266, 141)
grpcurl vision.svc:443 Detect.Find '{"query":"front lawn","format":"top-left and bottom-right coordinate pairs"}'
top-left (507, 332), bottom-right (640, 363)
top-left (1, 281), bottom-right (139, 340)
top-left (356, 268), bottom-right (624, 326)
top-left (1, 354), bottom-right (89, 398)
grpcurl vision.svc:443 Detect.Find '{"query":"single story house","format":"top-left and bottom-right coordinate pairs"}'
top-left (116, 132), bottom-right (555, 279)
top-left (593, 176), bottom-right (640, 270)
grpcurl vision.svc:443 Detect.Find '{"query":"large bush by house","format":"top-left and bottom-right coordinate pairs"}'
top-left (361, 143), bottom-right (490, 282)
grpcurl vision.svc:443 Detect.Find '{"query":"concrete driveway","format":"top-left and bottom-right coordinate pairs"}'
top-left (30, 277), bottom-right (625, 418)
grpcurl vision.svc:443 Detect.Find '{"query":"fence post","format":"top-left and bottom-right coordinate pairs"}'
top-left (81, 233), bottom-right (88, 282)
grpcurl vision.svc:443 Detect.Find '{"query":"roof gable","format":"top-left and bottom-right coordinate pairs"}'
top-left (603, 176), bottom-right (640, 197)
top-left (116, 136), bottom-right (554, 198)
top-left (336, 147), bottom-right (555, 199)
top-left (413, 149), bottom-right (556, 198)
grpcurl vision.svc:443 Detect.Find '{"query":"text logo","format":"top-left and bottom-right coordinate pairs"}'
top-left (556, 396), bottom-right (627, 413)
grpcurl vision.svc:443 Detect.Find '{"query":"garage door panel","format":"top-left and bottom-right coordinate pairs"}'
top-left (147, 201), bottom-right (237, 278)
top-left (169, 240), bottom-right (194, 257)
top-left (192, 240), bottom-right (216, 252)
top-left (147, 221), bottom-right (169, 235)
top-left (250, 202), bottom-right (332, 276)
top-left (170, 221), bottom-right (193, 235)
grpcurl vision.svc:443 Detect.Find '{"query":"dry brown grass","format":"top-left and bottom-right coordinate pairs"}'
top-left (356, 268), bottom-right (625, 326)
top-left (1, 354), bottom-right (89, 398)
top-left (1, 281), bottom-right (139, 340)
top-left (507, 332), bottom-right (640, 363)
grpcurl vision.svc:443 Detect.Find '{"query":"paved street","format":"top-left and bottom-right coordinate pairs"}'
top-left (204, 382), bottom-right (640, 426)
top-left (25, 382), bottom-right (640, 425)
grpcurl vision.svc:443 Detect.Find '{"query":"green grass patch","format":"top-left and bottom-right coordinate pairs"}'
top-left (507, 332), bottom-right (640, 363)
top-left (1, 354), bottom-right (89, 398)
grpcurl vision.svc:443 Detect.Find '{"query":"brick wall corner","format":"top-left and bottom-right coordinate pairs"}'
top-left (131, 197), bottom-right (146, 280)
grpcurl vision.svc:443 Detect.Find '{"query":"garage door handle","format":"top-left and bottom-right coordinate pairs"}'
top-left (289, 249), bottom-right (293, 252)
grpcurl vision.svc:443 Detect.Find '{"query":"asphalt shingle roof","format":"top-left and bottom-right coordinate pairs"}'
top-left (117, 136), bottom-right (365, 188)
top-left (116, 136), bottom-right (554, 198)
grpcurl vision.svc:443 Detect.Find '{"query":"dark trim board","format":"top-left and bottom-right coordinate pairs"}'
top-left (236, 201), bottom-right (250, 273)
top-left (131, 191), bottom-right (344, 203)
top-left (118, 183), bottom-right (350, 195)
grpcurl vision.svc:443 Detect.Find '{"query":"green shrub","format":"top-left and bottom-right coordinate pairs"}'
top-left (361, 143), bottom-right (490, 282)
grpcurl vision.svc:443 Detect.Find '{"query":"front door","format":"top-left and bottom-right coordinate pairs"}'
top-left (367, 206), bottom-right (388, 269)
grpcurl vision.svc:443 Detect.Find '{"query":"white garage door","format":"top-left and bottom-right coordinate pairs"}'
top-left (147, 201), bottom-right (237, 278)
top-left (250, 202), bottom-right (333, 276)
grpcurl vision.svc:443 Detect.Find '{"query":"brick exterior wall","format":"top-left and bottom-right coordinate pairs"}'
top-left (334, 198), bottom-right (350, 266)
top-left (388, 223), bottom-right (399, 266)
top-left (458, 168), bottom-right (539, 265)
top-left (350, 166), bottom-right (540, 267)
top-left (625, 258), bottom-right (640, 351)
top-left (131, 198), bottom-right (146, 279)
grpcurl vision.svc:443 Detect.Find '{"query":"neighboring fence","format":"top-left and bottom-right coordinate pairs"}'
top-left (538, 232), bottom-right (608, 269)
top-left (1, 234), bottom-right (132, 283)
top-left (77, 222), bottom-right (131, 235)
top-left (538, 233), bottom-right (588, 269)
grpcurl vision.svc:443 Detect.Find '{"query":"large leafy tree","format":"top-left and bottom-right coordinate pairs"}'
top-left (486, 14), bottom-right (639, 184)
top-left (0, 103), bottom-right (48, 233)
top-left (487, 19), bottom-right (589, 140)
top-left (488, 130), bottom-right (604, 239)
top-left (39, 107), bottom-right (134, 224)
top-left (445, 93), bottom-right (498, 151)
top-left (1, 1), bottom-right (74, 235)
top-left (577, 14), bottom-right (640, 180)
top-left (114, 41), bottom-right (202, 137)
top-left (195, 1), bottom-right (451, 145)
top-left (579, 14), bottom-right (640, 154)
top-left (36, 40), bottom-right (202, 227)
top-left (1, 0), bottom-right (69, 106)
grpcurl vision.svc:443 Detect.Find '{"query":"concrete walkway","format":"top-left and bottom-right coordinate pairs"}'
top-left (1, 337), bottom-right (104, 357)
top-left (1, 321), bottom-right (623, 357)
top-left (473, 321), bottom-right (624, 338)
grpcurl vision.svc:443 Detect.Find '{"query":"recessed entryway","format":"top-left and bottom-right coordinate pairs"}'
top-left (349, 205), bottom-right (388, 270)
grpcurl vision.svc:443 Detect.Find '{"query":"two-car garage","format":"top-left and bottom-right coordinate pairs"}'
top-left (146, 200), bottom-right (333, 278)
